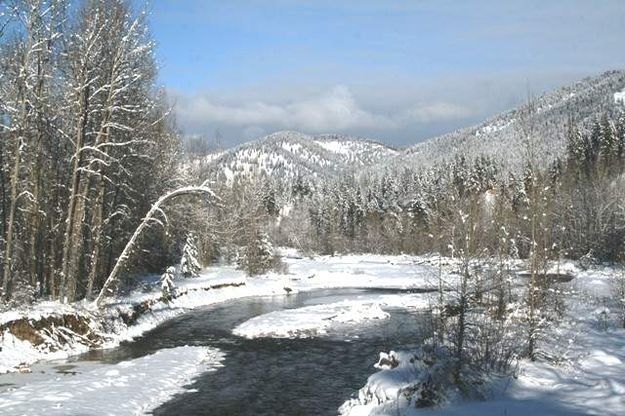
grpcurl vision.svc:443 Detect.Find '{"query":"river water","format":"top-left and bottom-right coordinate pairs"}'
top-left (75, 288), bottom-right (431, 415)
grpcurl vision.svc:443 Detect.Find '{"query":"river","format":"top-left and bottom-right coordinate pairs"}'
top-left (73, 288), bottom-right (430, 415)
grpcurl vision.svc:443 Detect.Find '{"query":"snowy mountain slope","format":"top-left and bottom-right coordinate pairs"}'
top-left (190, 70), bottom-right (625, 183)
top-left (397, 70), bottom-right (625, 171)
top-left (194, 131), bottom-right (398, 183)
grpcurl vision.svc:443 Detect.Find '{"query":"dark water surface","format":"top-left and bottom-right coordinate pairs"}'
top-left (78, 289), bottom-right (429, 416)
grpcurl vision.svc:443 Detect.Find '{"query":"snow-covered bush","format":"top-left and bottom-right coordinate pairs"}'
top-left (160, 267), bottom-right (176, 300)
top-left (8, 278), bottom-right (38, 306)
top-left (397, 347), bottom-right (459, 408)
top-left (579, 250), bottom-right (599, 270)
top-left (180, 234), bottom-right (202, 278)
top-left (340, 345), bottom-right (491, 414)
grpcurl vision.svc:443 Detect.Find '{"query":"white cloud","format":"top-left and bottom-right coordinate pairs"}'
top-left (172, 85), bottom-right (476, 141)
top-left (176, 85), bottom-right (396, 132)
top-left (285, 85), bottom-right (396, 130)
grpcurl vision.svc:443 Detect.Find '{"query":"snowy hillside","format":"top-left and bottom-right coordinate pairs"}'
top-left (398, 70), bottom-right (625, 171)
top-left (193, 131), bottom-right (398, 183)
top-left (190, 71), bottom-right (625, 183)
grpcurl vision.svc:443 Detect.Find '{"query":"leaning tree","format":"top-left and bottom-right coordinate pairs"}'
top-left (94, 185), bottom-right (218, 307)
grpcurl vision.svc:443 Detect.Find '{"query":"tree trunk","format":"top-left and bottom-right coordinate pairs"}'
top-left (85, 180), bottom-right (105, 299)
top-left (27, 131), bottom-right (43, 288)
top-left (2, 137), bottom-right (24, 299)
top-left (60, 86), bottom-right (89, 302)
top-left (0, 146), bottom-right (7, 240)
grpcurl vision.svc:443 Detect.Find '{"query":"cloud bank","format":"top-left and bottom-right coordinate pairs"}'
top-left (172, 84), bottom-right (481, 145)
top-left (170, 70), bottom-right (588, 147)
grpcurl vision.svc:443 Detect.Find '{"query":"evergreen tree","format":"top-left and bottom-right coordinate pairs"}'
top-left (180, 234), bottom-right (202, 278)
top-left (160, 266), bottom-right (176, 300)
top-left (239, 229), bottom-right (278, 276)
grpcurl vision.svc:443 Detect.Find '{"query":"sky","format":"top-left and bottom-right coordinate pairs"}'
top-left (148, 0), bottom-right (625, 148)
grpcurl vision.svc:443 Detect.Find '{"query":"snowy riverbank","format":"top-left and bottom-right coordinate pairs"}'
top-left (0, 253), bottom-right (437, 374)
top-left (2, 253), bottom-right (623, 416)
top-left (339, 264), bottom-right (625, 416)
top-left (0, 346), bottom-right (224, 415)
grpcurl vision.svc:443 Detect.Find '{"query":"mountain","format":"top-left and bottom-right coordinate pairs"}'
top-left (191, 70), bottom-right (625, 184)
top-left (398, 70), bottom-right (625, 171)
top-left (194, 131), bottom-right (398, 183)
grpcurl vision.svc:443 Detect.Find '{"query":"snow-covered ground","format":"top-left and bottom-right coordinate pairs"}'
top-left (340, 265), bottom-right (625, 416)
top-left (0, 346), bottom-right (223, 415)
top-left (233, 293), bottom-right (429, 339)
top-left (110, 253), bottom-right (436, 344)
top-left (0, 253), bottom-right (436, 414)
top-left (2, 253), bottom-right (623, 416)
top-left (0, 253), bottom-right (435, 375)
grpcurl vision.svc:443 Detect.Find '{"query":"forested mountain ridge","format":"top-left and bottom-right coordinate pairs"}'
top-left (187, 69), bottom-right (625, 263)
top-left (194, 70), bottom-right (625, 184)
top-left (399, 69), bottom-right (625, 171)
top-left (193, 131), bottom-right (398, 183)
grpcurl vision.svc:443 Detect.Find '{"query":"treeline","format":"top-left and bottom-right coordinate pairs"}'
top-left (204, 113), bottom-right (625, 268)
top-left (401, 70), bottom-right (625, 173)
top-left (0, 0), bottom-right (181, 303)
top-left (300, 113), bottom-right (625, 262)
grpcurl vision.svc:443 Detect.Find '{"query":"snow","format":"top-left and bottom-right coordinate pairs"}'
top-left (233, 301), bottom-right (388, 338)
top-left (282, 254), bottom-right (437, 291)
top-left (119, 253), bottom-right (435, 311)
top-left (233, 291), bottom-right (430, 339)
top-left (315, 139), bottom-right (353, 155)
top-left (114, 254), bottom-right (435, 342)
top-left (202, 130), bottom-right (399, 184)
top-left (3, 253), bottom-right (624, 416)
top-left (277, 203), bottom-right (293, 225)
top-left (0, 331), bottom-right (92, 375)
top-left (475, 119), bottom-right (514, 137)
top-left (0, 253), bottom-right (435, 374)
top-left (281, 141), bottom-right (303, 153)
top-left (615, 89), bottom-right (625, 104)
top-left (340, 351), bottom-right (422, 416)
top-left (340, 265), bottom-right (625, 416)
top-left (0, 346), bottom-right (224, 416)
top-left (0, 301), bottom-right (85, 326)
top-left (0, 303), bottom-right (101, 374)
top-left (201, 151), bottom-right (225, 163)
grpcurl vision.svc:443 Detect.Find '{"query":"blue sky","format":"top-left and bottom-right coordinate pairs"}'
top-left (148, 0), bottom-right (625, 147)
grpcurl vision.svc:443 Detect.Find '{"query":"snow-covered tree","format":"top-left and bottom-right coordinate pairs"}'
top-left (180, 234), bottom-right (201, 278)
top-left (94, 185), bottom-right (216, 306)
top-left (1, 0), bottom-right (66, 300)
top-left (239, 229), bottom-right (279, 276)
top-left (160, 266), bottom-right (176, 300)
top-left (0, 0), bottom-right (187, 304)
